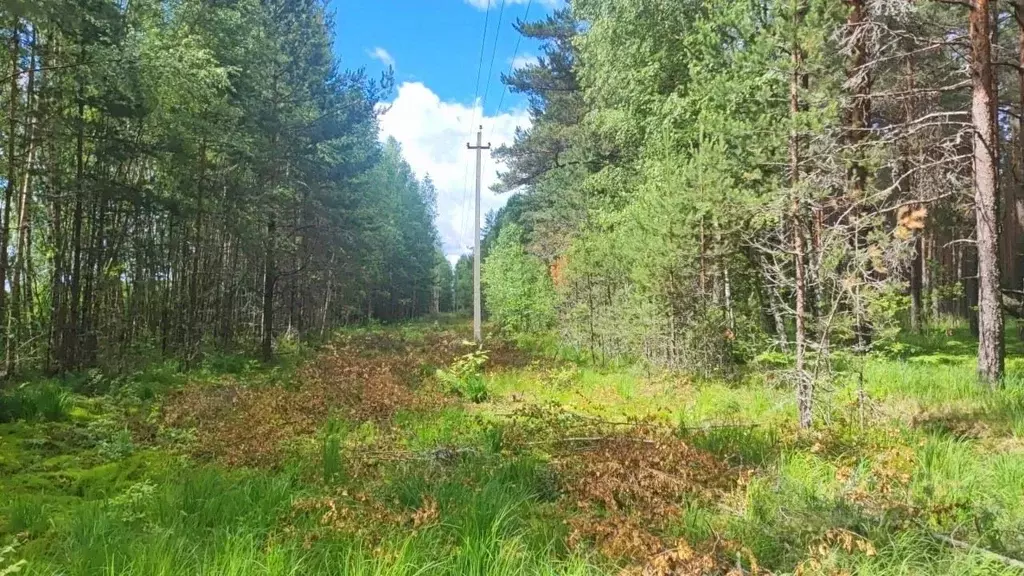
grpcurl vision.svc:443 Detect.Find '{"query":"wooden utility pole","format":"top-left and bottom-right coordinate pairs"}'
top-left (467, 126), bottom-right (490, 343)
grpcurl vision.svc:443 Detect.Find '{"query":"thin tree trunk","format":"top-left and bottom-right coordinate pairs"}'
top-left (187, 141), bottom-right (206, 367)
top-left (771, 287), bottom-right (789, 351)
top-left (847, 0), bottom-right (872, 347)
top-left (699, 217), bottom-right (707, 298)
top-left (67, 64), bottom-right (86, 371)
top-left (262, 216), bottom-right (276, 362)
top-left (1015, 4), bottom-right (1024, 292)
top-left (7, 30), bottom-right (37, 376)
top-left (1, 16), bottom-right (20, 376)
top-left (791, 0), bottom-right (811, 428)
top-left (911, 236), bottom-right (924, 332)
top-left (46, 50), bottom-right (65, 374)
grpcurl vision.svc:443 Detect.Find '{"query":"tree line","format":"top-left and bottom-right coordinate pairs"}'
top-left (483, 0), bottom-right (1024, 427)
top-left (0, 0), bottom-right (444, 376)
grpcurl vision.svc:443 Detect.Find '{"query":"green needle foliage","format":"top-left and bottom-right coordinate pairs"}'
top-left (483, 224), bottom-right (558, 339)
top-left (0, 0), bottom-right (447, 378)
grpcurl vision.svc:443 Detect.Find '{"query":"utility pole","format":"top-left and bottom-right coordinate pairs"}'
top-left (467, 126), bottom-right (490, 343)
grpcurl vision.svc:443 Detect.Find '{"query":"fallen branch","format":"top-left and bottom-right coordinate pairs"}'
top-left (714, 496), bottom-right (1024, 572)
top-left (931, 533), bottom-right (1024, 571)
top-left (565, 411), bottom-right (638, 426)
top-left (678, 423), bottom-right (762, 432)
top-left (523, 436), bottom-right (658, 447)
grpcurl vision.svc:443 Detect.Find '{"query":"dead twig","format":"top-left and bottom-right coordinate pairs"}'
top-left (523, 436), bottom-right (658, 447)
top-left (678, 423), bottom-right (762, 432)
top-left (931, 533), bottom-right (1024, 571)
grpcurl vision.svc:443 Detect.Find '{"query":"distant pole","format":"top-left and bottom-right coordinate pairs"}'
top-left (467, 126), bottom-right (490, 344)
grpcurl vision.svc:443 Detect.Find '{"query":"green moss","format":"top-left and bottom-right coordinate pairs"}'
top-left (0, 424), bottom-right (36, 474)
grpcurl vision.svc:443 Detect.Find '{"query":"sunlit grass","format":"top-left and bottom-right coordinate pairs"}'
top-left (5, 320), bottom-right (1024, 575)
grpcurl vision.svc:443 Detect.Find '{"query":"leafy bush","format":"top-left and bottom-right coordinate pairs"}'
top-left (437, 350), bottom-right (489, 403)
top-left (482, 224), bottom-right (558, 338)
top-left (753, 351), bottom-right (791, 369)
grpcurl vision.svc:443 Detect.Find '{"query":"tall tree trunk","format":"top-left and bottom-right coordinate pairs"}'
top-left (1, 17), bottom-right (20, 376)
top-left (811, 208), bottom-right (826, 358)
top-left (46, 66), bottom-right (65, 374)
top-left (186, 142), bottom-right (206, 367)
top-left (970, 0), bottom-right (1004, 385)
top-left (81, 191), bottom-right (105, 367)
top-left (1011, 4), bottom-right (1024, 293)
top-left (845, 0), bottom-right (872, 347)
top-left (67, 69), bottom-right (86, 371)
top-left (790, 0), bottom-right (811, 428)
top-left (8, 30), bottom-right (37, 376)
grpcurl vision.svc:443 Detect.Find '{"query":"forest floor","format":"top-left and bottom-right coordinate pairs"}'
top-left (3, 318), bottom-right (1024, 575)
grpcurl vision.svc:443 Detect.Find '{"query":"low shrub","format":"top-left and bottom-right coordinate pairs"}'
top-left (436, 350), bottom-right (489, 403)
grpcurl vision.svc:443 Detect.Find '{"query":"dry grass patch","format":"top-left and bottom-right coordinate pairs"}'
top-left (162, 333), bottom-right (455, 466)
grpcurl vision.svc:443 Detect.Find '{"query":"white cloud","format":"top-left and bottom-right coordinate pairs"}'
top-left (377, 82), bottom-right (530, 260)
top-left (510, 54), bottom-right (536, 70)
top-left (464, 0), bottom-right (562, 10)
top-left (367, 47), bottom-right (395, 68)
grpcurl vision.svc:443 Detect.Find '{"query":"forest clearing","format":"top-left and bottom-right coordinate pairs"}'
top-left (3, 318), bottom-right (1024, 575)
top-left (9, 0), bottom-right (1024, 573)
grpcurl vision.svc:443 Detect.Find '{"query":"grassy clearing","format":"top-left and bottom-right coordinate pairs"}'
top-left (3, 319), bottom-right (1024, 574)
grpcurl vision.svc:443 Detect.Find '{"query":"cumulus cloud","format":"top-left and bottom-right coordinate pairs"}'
top-left (377, 82), bottom-right (529, 260)
top-left (464, 0), bottom-right (562, 10)
top-left (367, 47), bottom-right (395, 68)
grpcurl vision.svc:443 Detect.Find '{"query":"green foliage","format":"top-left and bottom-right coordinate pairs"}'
top-left (0, 540), bottom-right (27, 576)
top-left (0, 0), bottom-right (443, 377)
top-left (436, 350), bottom-right (490, 403)
top-left (97, 428), bottom-right (136, 461)
top-left (5, 322), bottom-right (1024, 575)
top-left (754, 351), bottom-right (793, 369)
top-left (434, 251), bottom-right (456, 314)
top-left (0, 383), bottom-right (72, 423)
top-left (3, 496), bottom-right (49, 539)
top-left (453, 255), bottom-right (474, 314)
top-left (865, 287), bottom-right (912, 353)
top-left (321, 429), bottom-right (345, 484)
top-left (108, 481), bottom-right (158, 524)
top-left (482, 224), bottom-right (557, 338)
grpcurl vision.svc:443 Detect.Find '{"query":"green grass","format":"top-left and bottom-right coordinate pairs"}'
top-left (4, 320), bottom-right (1024, 574)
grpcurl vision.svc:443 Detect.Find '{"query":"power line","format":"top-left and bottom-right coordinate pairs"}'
top-left (458, 0), bottom-right (494, 255)
top-left (471, 0), bottom-right (494, 121)
top-left (480, 0), bottom-right (508, 112)
top-left (491, 0), bottom-right (534, 134)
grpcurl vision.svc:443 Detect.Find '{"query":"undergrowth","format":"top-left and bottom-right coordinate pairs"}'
top-left (2, 320), bottom-right (1024, 575)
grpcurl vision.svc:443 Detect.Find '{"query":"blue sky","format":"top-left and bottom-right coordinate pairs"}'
top-left (328, 0), bottom-right (562, 261)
